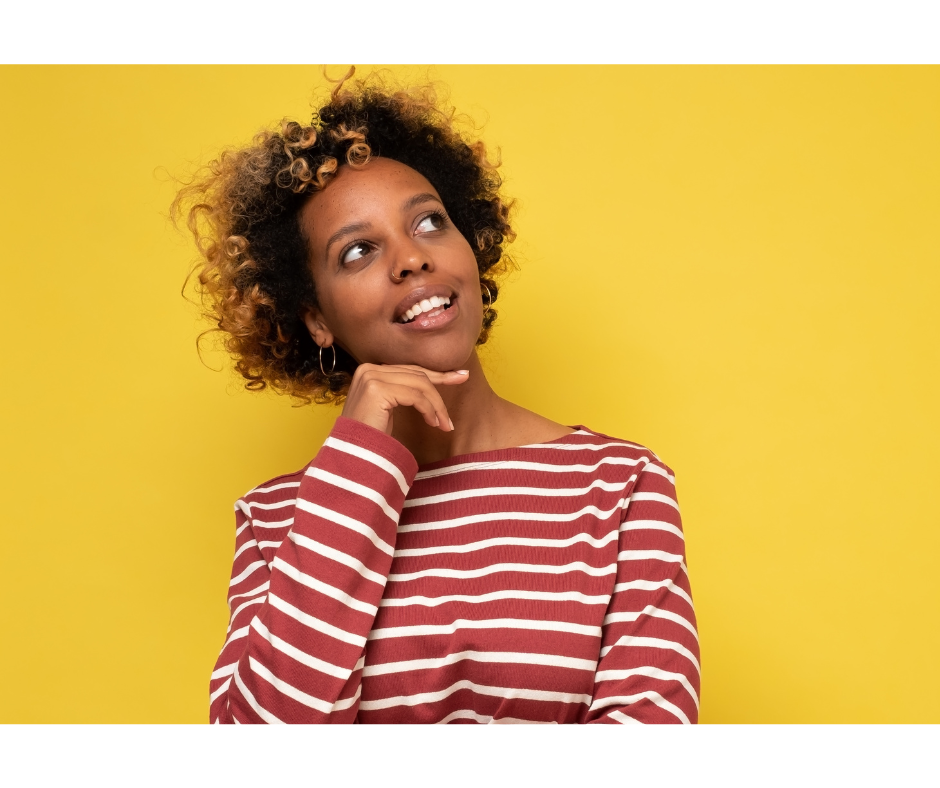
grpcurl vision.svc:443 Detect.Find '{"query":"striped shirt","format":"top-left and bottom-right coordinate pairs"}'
top-left (210, 417), bottom-right (700, 724)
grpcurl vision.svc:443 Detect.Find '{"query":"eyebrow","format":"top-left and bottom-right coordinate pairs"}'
top-left (322, 193), bottom-right (444, 258)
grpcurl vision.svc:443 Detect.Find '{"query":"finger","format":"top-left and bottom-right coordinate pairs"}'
top-left (383, 365), bottom-right (470, 386)
top-left (360, 369), bottom-right (455, 427)
top-left (382, 383), bottom-right (447, 430)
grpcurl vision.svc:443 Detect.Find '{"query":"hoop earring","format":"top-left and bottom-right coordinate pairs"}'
top-left (481, 283), bottom-right (494, 316)
top-left (319, 344), bottom-right (336, 376)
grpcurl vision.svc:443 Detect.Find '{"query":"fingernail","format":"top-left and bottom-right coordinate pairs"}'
top-left (435, 416), bottom-right (440, 427)
top-left (448, 418), bottom-right (455, 431)
top-left (455, 370), bottom-right (469, 375)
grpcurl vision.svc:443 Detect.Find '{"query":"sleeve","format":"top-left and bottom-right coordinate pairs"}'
top-left (208, 416), bottom-right (418, 724)
top-left (583, 459), bottom-right (701, 724)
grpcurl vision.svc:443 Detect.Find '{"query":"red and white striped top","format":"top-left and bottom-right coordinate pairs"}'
top-left (210, 417), bottom-right (700, 724)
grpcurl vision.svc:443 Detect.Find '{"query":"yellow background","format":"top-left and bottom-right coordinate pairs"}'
top-left (1, 66), bottom-right (937, 723)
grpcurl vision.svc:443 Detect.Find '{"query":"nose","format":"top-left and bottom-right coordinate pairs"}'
top-left (390, 238), bottom-right (435, 282)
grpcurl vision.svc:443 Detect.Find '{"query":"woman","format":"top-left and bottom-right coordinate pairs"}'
top-left (174, 73), bottom-right (700, 724)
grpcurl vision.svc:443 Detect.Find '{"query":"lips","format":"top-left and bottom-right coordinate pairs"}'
top-left (392, 285), bottom-right (456, 323)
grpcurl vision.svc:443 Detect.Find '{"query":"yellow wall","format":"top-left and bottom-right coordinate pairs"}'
top-left (1, 66), bottom-right (937, 723)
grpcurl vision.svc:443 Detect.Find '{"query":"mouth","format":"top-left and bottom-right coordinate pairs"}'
top-left (396, 294), bottom-right (454, 325)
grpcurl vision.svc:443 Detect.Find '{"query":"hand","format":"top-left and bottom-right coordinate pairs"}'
top-left (341, 363), bottom-right (470, 436)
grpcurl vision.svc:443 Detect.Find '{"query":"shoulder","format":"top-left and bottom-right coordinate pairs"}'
top-left (552, 427), bottom-right (677, 482)
top-left (235, 466), bottom-right (306, 520)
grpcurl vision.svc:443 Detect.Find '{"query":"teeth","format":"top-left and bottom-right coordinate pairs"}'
top-left (399, 295), bottom-right (451, 323)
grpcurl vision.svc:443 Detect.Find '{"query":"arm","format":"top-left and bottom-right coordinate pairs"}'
top-left (584, 459), bottom-right (701, 724)
top-left (208, 416), bottom-right (418, 723)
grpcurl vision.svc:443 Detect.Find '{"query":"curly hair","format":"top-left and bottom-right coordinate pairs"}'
top-left (171, 71), bottom-right (516, 404)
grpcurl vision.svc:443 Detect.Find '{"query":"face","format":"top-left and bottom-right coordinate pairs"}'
top-left (300, 157), bottom-right (483, 372)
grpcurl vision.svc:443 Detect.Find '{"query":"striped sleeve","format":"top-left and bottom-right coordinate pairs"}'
top-left (209, 417), bottom-right (418, 724)
top-left (585, 460), bottom-right (701, 724)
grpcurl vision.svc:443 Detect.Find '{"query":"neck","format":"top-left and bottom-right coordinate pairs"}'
top-left (390, 350), bottom-right (507, 466)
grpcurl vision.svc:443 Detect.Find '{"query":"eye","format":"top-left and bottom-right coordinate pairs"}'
top-left (415, 211), bottom-right (446, 235)
top-left (340, 241), bottom-right (373, 266)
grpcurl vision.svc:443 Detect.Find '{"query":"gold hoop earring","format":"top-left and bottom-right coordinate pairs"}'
top-left (319, 344), bottom-right (336, 376)
top-left (481, 283), bottom-right (494, 316)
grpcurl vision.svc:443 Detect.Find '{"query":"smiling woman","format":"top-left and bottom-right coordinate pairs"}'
top-left (173, 70), bottom-right (700, 724)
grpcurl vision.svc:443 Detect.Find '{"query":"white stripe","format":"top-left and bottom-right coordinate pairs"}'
top-left (226, 596), bottom-right (265, 633)
top-left (306, 466), bottom-right (400, 522)
top-left (228, 581), bottom-right (270, 606)
top-left (235, 521), bottom-right (251, 539)
top-left (603, 606), bottom-right (699, 639)
top-left (248, 656), bottom-right (333, 714)
top-left (380, 589), bottom-right (610, 609)
top-left (271, 556), bottom-right (378, 616)
top-left (608, 709), bottom-right (643, 724)
top-left (288, 531), bottom-right (387, 586)
top-left (618, 550), bottom-right (684, 563)
top-left (590, 690), bottom-right (690, 724)
top-left (324, 435), bottom-right (410, 496)
top-left (294, 498), bottom-right (394, 556)
top-left (619, 519), bottom-right (684, 540)
top-left (250, 617), bottom-right (352, 681)
top-left (525, 438), bottom-right (646, 452)
top-left (594, 665), bottom-right (700, 710)
top-left (233, 664), bottom-right (284, 723)
top-left (613, 579), bottom-right (694, 609)
top-left (250, 481), bottom-right (301, 494)
top-left (209, 677), bottom-right (232, 703)
top-left (629, 491), bottom-right (679, 511)
top-left (258, 540), bottom-right (284, 551)
top-left (232, 539), bottom-right (259, 563)
top-left (600, 635), bottom-right (701, 675)
top-left (436, 709), bottom-right (493, 724)
top-left (362, 650), bottom-right (596, 677)
top-left (415, 455), bottom-right (649, 481)
top-left (359, 679), bottom-right (591, 711)
top-left (268, 593), bottom-right (367, 648)
top-left (369, 617), bottom-right (600, 641)
top-left (394, 530), bottom-right (619, 558)
top-left (229, 560), bottom-right (267, 588)
top-left (403, 478), bottom-right (632, 508)
top-left (226, 625), bottom-right (250, 643)
top-left (642, 464), bottom-right (676, 484)
top-left (211, 663), bottom-right (236, 681)
top-left (387, 560), bottom-right (616, 583)
top-left (249, 517), bottom-right (294, 530)
top-left (244, 498), bottom-right (297, 512)
top-left (398, 499), bottom-right (629, 534)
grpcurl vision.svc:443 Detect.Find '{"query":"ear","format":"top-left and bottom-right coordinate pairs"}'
top-left (302, 306), bottom-right (335, 349)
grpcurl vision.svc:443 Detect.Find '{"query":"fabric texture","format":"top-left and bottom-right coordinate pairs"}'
top-left (209, 416), bottom-right (700, 724)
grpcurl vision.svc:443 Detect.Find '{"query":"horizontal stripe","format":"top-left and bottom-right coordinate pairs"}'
top-left (362, 650), bottom-right (596, 678)
top-left (603, 606), bottom-right (699, 639)
top-left (369, 618), bottom-right (601, 641)
top-left (243, 498), bottom-right (297, 513)
top-left (211, 663), bottom-right (236, 681)
top-left (359, 679), bottom-right (591, 711)
top-left (403, 478), bottom-right (632, 508)
top-left (248, 517), bottom-right (294, 530)
top-left (250, 481), bottom-right (301, 495)
top-left (232, 539), bottom-right (259, 563)
top-left (306, 466), bottom-right (399, 522)
top-left (436, 709), bottom-right (493, 724)
top-left (251, 618), bottom-right (352, 681)
top-left (267, 593), bottom-right (367, 648)
top-left (271, 556), bottom-right (377, 616)
top-left (229, 560), bottom-right (266, 588)
top-left (398, 500), bottom-right (629, 534)
top-left (612, 578), bottom-right (694, 608)
top-left (209, 677), bottom-right (232, 703)
top-left (288, 531), bottom-right (386, 586)
top-left (379, 588), bottom-right (610, 609)
top-left (228, 581), bottom-right (269, 607)
top-left (594, 665), bottom-right (700, 709)
top-left (415, 455), bottom-right (649, 481)
top-left (619, 519), bottom-right (684, 540)
top-left (233, 664), bottom-right (284, 724)
top-left (590, 690), bottom-right (690, 724)
top-left (294, 498), bottom-right (394, 556)
top-left (608, 709), bottom-right (642, 724)
top-left (387, 560), bottom-right (616, 583)
top-left (393, 530), bottom-right (619, 558)
top-left (600, 635), bottom-right (701, 675)
top-left (324, 435), bottom-right (410, 496)
top-left (226, 596), bottom-right (265, 633)
top-left (248, 656), bottom-right (333, 715)
top-left (258, 540), bottom-right (284, 551)
top-left (617, 549), bottom-right (684, 563)
top-left (629, 491), bottom-right (679, 511)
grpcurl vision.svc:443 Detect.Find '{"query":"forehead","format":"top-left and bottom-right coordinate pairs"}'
top-left (300, 158), bottom-right (440, 242)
